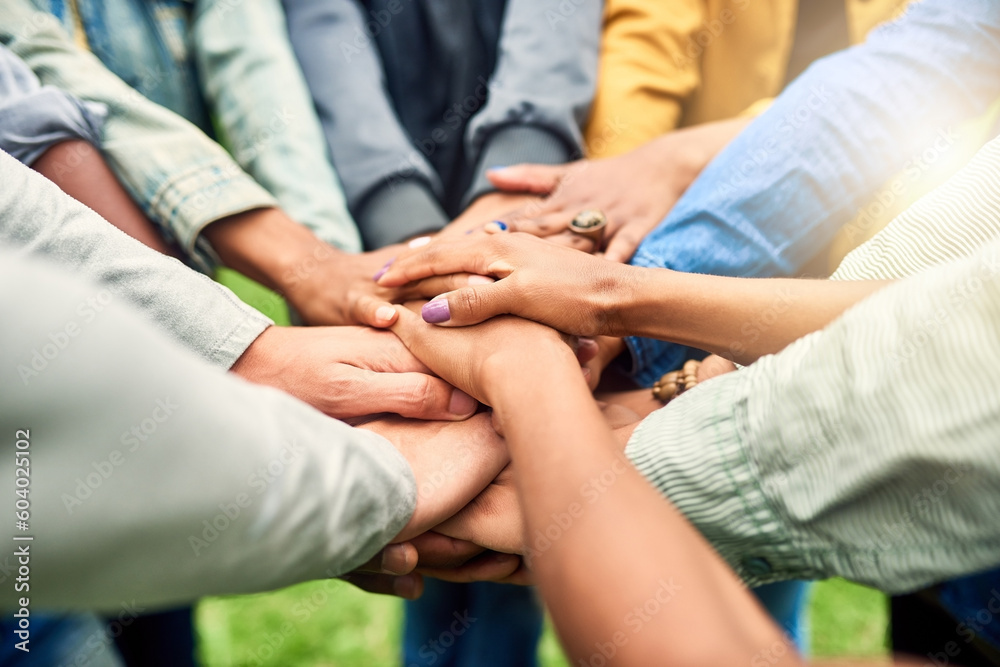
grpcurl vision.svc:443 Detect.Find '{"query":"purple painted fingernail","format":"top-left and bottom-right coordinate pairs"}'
top-left (422, 299), bottom-right (451, 324)
top-left (373, 258), bottom-right (395, 281)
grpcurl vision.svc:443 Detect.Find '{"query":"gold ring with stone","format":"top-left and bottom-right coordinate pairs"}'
top-left (569, 209), bottom-right (608, 246)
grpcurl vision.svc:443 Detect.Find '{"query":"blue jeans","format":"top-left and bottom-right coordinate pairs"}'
top-left (754, 581), bottom-right (812, 653)
top-left (402, 581), bottom-right (543, 667)
top-left (402, 580), bottom-right (811, 665)
top-left (0, 613), bottom-right (123, 666)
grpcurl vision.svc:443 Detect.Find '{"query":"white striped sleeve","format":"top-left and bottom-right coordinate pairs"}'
top-left (627, 240), bottom-right (1000, 594)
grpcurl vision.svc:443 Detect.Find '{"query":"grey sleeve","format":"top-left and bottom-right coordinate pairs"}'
top-left (461, 0), bottom-right (602, 205)
top-left (282, 0), bottom-right (449, 249)
top-left (0, 251), bottom-right (415, 611)
top-left (626, 241), bottom-right (1000, 594)
top-left (0, 43), bottom-right (105, 166)
top-left (0, 149), bottom-right (271, 369)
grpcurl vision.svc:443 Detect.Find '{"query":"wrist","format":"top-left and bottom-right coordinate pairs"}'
top-left (229, 325), bottom-right (278, 383)
top-left (595, 264), bottom-right (653, 337)
top-left (203, 207), bottom-right (338, 294)
top-left (482, 342), bottom-right (580, 408)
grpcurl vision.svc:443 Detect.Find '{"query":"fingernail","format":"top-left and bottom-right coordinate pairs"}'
top-left (381, 544), bottom-right (410, 575)
top-left (422, 299), bottom-right (451, 323)
top-left (393, 574), bottom-right (422, 599)
top-left (373, 258), bottom-right (395, 281)
top-left (467, 275), bottom-right (494, 285)
top-left (449, 389), bottom-right (478, 416)
top-left (408, 236), bottom-right (432, 249)
top-left (492, 221), bottom-right (508, 231)
top-left (375, 305), bottom-right (396, 322)
top-left (487, 165), bottom-right (507, 172)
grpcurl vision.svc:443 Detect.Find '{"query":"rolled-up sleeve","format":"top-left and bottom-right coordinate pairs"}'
top-left (627, 241), bottom-right (1000, 594)
top-left (0, 43), bottom-right (105, 165)
top-left (0, 0), bottom-right (279, 272)
top-left (462, 0), bottom-right (603, 204)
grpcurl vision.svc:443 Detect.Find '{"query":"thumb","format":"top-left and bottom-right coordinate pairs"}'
top-left (419, 282), bottom-right (512, 327)
top-left (349, 367), bottom-right (479, 421)
top-left (487, 164), bottom-right (567, 195)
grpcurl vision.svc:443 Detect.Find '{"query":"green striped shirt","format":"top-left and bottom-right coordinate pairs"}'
top-left (626, 137), bottom-right (1000, 594)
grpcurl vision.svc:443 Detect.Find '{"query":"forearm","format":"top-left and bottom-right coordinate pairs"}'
top-left (32, 140), bottom-right (177, 257)
top-left (487, 351), bottom-right (791, 665)
top-left (193, 0), bottom-right (362, 252)
top-left (628, 240), bottom-right (1000, 595)
top-left (618, 268), bottom-right (889, 364)
top-left (0, 1), bottom-right (278, 271)
top-left (202, 206), bottom-right (341, 295)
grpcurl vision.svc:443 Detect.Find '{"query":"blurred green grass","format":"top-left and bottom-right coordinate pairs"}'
top-left (206, 274), bottom-right (890, 665)
top-left (196, 578), bottom-right (888, 666)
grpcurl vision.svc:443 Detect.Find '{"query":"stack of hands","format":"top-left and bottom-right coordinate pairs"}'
top-left (223, 138), bottom-right (724, 598)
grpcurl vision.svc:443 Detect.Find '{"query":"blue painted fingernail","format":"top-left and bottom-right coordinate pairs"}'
top-left (422, 299), bottom-right (451, 324)
top-left (492, 220), bottom-right (508, 231)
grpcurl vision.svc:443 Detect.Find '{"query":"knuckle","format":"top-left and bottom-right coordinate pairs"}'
top-left (456, 288), bottom-right (483, 317)
top-left (406, 374), bottom-right (439, 415)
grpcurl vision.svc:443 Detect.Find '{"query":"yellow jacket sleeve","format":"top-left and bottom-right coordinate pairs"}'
top-left (584, 0), bottom-right (705, 158)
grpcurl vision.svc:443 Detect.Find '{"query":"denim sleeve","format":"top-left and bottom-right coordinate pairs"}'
top-left (192, 0), bottom-right (362, 253)
top-left (0, 44), bottom-right (105, 166)
top-left (626, 0), bottom-right (1000, 387)
top-left (0, 1), bottom-right (278, 273)
top-left (462, 0), bottom-right (602, 205)
top-left (282, 0), bottom-right (448, 249)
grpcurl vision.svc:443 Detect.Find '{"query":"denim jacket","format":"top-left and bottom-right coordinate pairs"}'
top-left (0, 0), bottom-right (361, 270)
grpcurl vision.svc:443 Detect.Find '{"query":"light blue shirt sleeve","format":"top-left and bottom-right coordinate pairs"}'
top-left (625, 0), bottom-right (1000, 386)
top-left (0, 43), bottom-right (105, 166)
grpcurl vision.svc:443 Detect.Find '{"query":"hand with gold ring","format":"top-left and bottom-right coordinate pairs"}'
top-left (481, 117), bottom-right (753, 261)
top-left (568, 209), bottom-right (609, 249)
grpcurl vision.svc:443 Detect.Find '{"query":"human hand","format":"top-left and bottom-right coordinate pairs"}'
top-left (438, 192), bottom-right (543, 238)
top-left (339, 542), bottom-right (423, 599)
top-left (433, 408), bottom-right (642, 557)
top-left (280, 243), bottom-right (488, 329)
top-left (409, 532), bottom-right (530, 585)
top-left (389, 302), bottom-right (575, 406)
top-left (230, 325), bottom-right (479, 421)
top-left (356, 413), bottom-right (509, 542)
top-left (487, 118), bottom-right (752, 261)
top-left (202, 209), bottom-right (483, 328)
top-left (342, 532), bottom-right (530, 598)
top-left (379, 233), bottom-right (639, 337)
